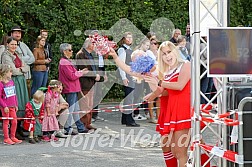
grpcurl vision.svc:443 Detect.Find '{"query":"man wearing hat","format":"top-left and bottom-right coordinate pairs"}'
top-left (8, 25), bottom-right (35, 139)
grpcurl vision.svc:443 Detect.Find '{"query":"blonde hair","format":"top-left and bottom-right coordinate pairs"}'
top-left (131, 49), bottom-right (145, 61)
top-left (177, 35), bottom-right (186, 43)
top-left (0, 64), bottom-right (12, 80)
top-left (33, 90), bottom-right (45, 103)
top-left (48, 80), bottom-right (62, 89)
top-left (157, 41), bottom-right (185, 79)
top-left (134, 37), bottom-right (150, 51)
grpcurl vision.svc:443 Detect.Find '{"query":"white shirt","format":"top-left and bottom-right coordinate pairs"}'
top-left (98, 55), bottom-right (104, 67)
top-left (117, 44), bottom-right (131, 80)
top-left (146, 50), bottom-right (157, 64)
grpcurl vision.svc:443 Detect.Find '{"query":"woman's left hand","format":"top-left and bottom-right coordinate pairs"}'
top-left (144, 75), bottom-right (159, 91)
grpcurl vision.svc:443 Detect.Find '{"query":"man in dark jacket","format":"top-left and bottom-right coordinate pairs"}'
top-left (76, 38), bottom-right (104, 130)
top-left (40, 29), bottom-right (53, 62)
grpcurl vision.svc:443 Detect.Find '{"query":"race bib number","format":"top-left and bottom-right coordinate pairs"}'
top-left (4, 86), bottom-right (16, 98)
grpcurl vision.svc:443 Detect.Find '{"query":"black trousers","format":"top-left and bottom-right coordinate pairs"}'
top-left (121, 76), bottom-right (136, 125)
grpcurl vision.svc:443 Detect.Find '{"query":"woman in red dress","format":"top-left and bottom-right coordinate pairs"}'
top-left (144, 41), bottom-right (191, 167)
top-left (108, 41), bottom-right (191, 167)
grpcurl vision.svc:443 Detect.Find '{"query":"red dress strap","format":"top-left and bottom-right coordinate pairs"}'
top-left (13, 52), bottom-right (22, 68)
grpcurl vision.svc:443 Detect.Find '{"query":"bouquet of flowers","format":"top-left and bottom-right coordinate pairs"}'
top-left (130, 52), bottom-right (156, 74)
top-left (90, 34), bottom-right (117, 56)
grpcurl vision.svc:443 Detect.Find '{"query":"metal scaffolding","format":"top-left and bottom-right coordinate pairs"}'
top-left (190, 0), bottom-right (229, 166)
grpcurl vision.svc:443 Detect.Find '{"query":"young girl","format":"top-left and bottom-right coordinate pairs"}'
top-left (41, 80), bottom-right (61, 142)
top-left (0, 64), bottom-right (22, 145)
top-left (23, 90), bottom-right (44, 144)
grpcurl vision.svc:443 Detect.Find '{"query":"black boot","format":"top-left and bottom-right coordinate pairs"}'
top-left (16, 122), bottom-right (27, 140)
top-left (16, 132), bottom-right (25, 140)
top-left (29, 138), bottom-right (36, 144)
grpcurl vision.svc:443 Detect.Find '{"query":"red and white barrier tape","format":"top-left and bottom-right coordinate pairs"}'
top-left (0, 117), bottom-right (37, 120)
top-left (198, 115), bottom-right (242, 126)
top-left (196, 104), bottom-right (242, 126)
top-left (214, 110), bottom-right (236, 119)
top-left (199, 143), bottom-right (243, 165)
top-left (200, 104), bottom-right (237, 119)
top-left (0, 101), bottom-right (160, 120)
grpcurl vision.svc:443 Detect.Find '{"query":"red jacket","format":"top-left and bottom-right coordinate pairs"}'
top-left (23, 101), bottom-right (44, 131)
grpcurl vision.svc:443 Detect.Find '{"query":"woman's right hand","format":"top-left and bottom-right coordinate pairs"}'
top-left (4, 107), bottom-right (9, 113)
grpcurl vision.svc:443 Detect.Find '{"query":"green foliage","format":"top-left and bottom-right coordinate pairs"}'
top-left (229, 0), bottom-right (252, 26)
top-left (0, 0), bottom-right (251, 100)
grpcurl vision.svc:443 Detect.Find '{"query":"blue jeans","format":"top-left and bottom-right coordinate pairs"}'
top-left (200, 76), bottom-right (214, 104)
top-left (64, 93), bottom-right (86, 132)
top-left (31, 70), bottom-right (48, 96)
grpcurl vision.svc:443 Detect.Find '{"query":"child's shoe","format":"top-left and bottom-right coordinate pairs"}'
top-left (50, 135), bottom-right (59, 142)
top-left (4, 138), bottom-right (15, 145)
top-left (34, 136), bottom-right (40, 143)
top-left (41, 135), bottom-right (50, 142)
top-left (28, 138), bottom-right (36, 144)
top-left (10, 137), bottom-right (22, 144)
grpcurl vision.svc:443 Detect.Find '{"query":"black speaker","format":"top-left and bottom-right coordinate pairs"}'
top-left (233, 88), bottom-right (252, 167)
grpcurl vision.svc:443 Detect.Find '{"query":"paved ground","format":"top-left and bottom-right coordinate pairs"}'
top-left (0, 102), bottom-right (220, 167)
top-left (0, 103), bottom-right (166, 167)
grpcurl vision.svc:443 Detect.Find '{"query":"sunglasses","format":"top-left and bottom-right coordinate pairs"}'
top-left (151, 42), bottom-right (158, 45)
top-left (67, 49), bottom-right (73, 52)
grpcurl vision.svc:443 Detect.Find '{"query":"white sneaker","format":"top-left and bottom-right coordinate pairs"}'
top-left (95, 116), bottom-right (105, 121)
top-left (148, 118), bottom-right (157, 124)
top-left (133, 114), bottom-right (147, 121)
